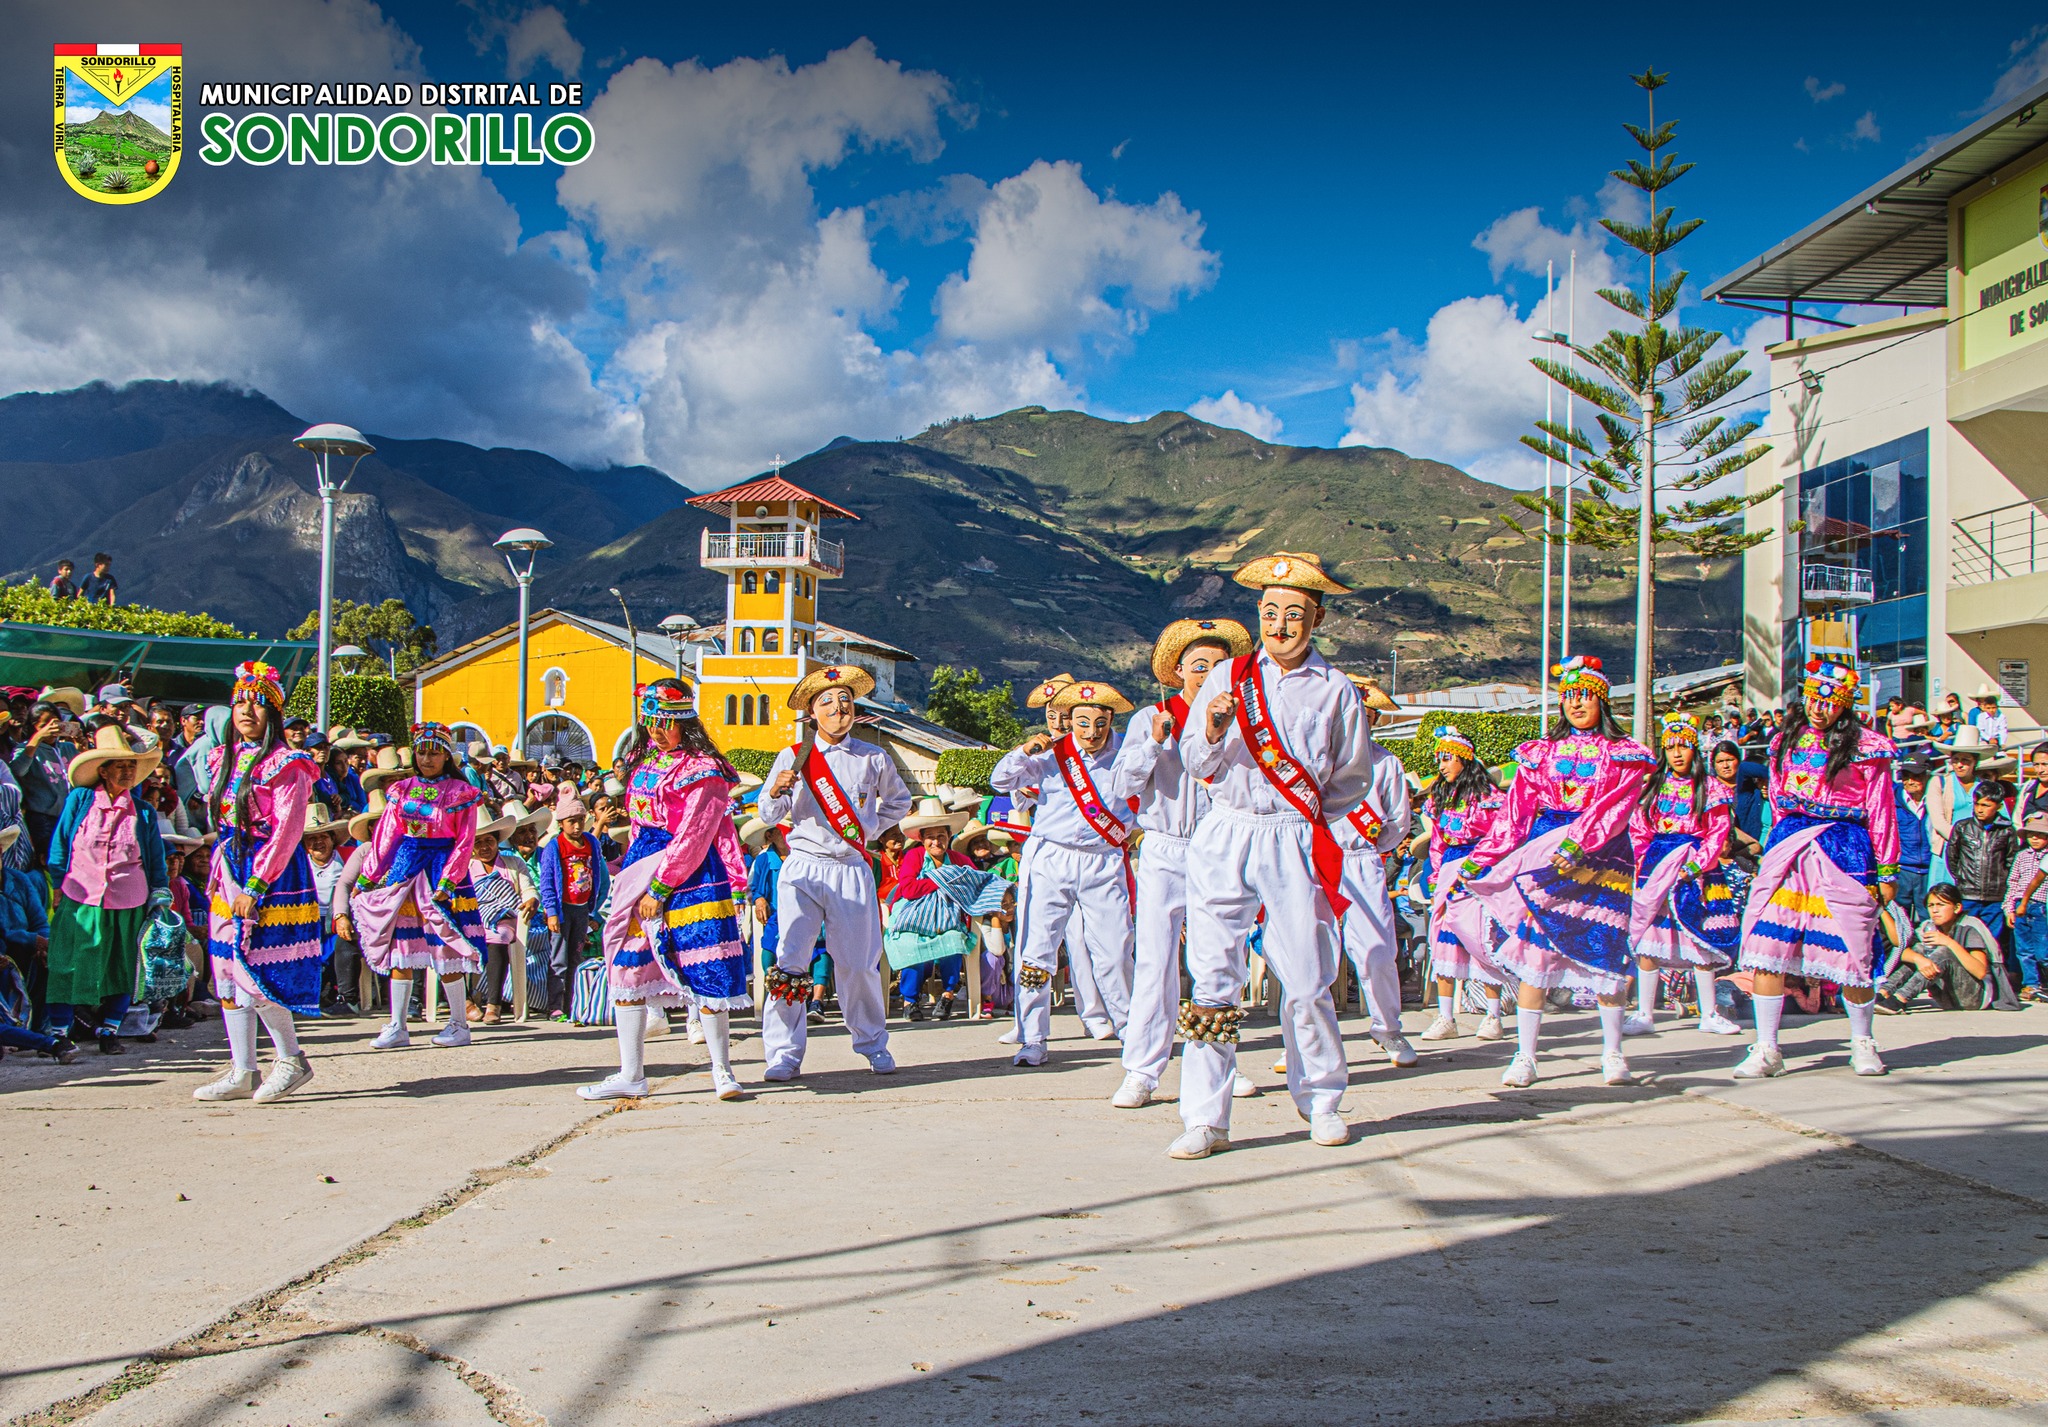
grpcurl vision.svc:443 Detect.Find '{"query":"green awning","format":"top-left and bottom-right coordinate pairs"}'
top-left (0, 621), bottom-right (317, 704)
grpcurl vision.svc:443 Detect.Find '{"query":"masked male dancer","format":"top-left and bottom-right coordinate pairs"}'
top-left (756, 665), bottom-right (913, 1078)
top-left (993, 680), bottom-right (1137, 1066)
top-left (1333, 673), bottom-right (1418, 1068)
top-left (997, 672), bottom-right (1074, 1045)
top-left (1111, 619), bottom-right (1259, 1109)
top-left (1172, 552), bottom-right (1377, 1158)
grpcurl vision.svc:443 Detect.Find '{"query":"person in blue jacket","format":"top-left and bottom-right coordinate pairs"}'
top-left (535, 798), bottom-right (611, 1014)
top-left (0, 823), bottom-right (72, 1060)
top-left (1894, 759), bottom-right (1936, 924)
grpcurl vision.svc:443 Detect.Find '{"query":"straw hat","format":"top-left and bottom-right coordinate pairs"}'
top-left (738, 816), bottom-right (780, 848)
top-left (1049, 679), bottom-right (1135, 716)
top-left (302, 801), bottom-right (352, 839)
top-left (1231, 550), bottom-right (1349, 595)
top-left (733, 770), bottom-right (764, 793)
top-left (901, 795), bottom-right (970, 835)
top-left (938, 785), bottom-right (983, 813)
top-left (499, 798), bottom-right (554, 838)
top-left (1974, 683), bottom-right (2005, 703)
top-left (1346, 671), bottom-right (1402, 713)
top-left (1150, 618), bottom-right (1251, 686)
top-left (329, 727), bottom-right (372, 752)
top-left (67, 724), bottom-right (162, 787)
top-left (1932, 725), bottom-right (1997, 756)
top-left (475, 806), bottom-right (519, 839)
top-left (787, 664), bottom-right (875, 711)
top-left (347, 788), bottom-right (389, 844)
top-left (951, 816), bottom-right (999, 851)
top-left (2023, 813), bottom-right (2048, 837)
top-left (1026, 672), bottom-right (1076, 709)
top-left (38, 685), bottom-right (85, 715)
top-left (360, 744), bottom-right (416, 792)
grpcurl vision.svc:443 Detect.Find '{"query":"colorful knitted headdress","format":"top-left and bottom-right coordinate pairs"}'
top-left (1802, 658), bottom-right (1858, 711)
top-left (1659, 712), bottom-right (1701, 750)
top-left (410, 721), bottom-right (459, 759)
top-left (232, 660), bottom-right (285, 712)
top-left (640, 683), bottom-right (695, 724)
top-left (1553, 654), bottom-right (1609, 699)
top-left (1433, 724), bottom-right (1476, 760)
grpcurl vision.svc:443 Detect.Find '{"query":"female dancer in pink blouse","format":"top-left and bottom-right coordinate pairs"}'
top-left (1625, 714), bottom-right (1742, 1037)
top-left (1444, 656), bottom-right (1655, 1088)
top-left (194, 662), bottom-right (323, 1104)
top-left (351, 722), bottom-right (487, 1050)
top-left (1412, 725), bottom-right (1508, 1042)
top-left (1734, 660), bottom-right (1899, 1079)
top-left (581, 681), bottom-right (750, 1103)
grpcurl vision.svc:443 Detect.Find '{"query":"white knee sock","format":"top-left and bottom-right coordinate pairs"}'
top-left (1844, 996), bottom-right (1876, 1040)
top-left (703, 1008), bottom-right (732, 1076)
top-left (1516, 1006), bottom-right (1542, 1060)
top-left (223, 1004), bottom-right (258, 1073)
top-left (254, 1002), bottom-right (300, 1058)
top-left (615, 1004), bottom-right (648, 1081)
top-left (1635, 973), bottom-right (1656, 1019)
top-left (1693, 969), bottom-right (1718, 1014)
top-left (1753, 993), bottom-right (1785, 1051)
top-left (1437, 991), bottom-right (1456, 1020)
top-left (1484, 988), bottom-right (1503, 1016)
top-left (388, 977), bottom-right (411, 1028)
top-left (443, 978), bottom-right (468, 1027)
top-left (1598, 1002), bottom-right (1625, 1057)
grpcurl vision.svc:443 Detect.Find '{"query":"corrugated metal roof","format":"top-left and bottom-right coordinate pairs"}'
top-left (1704, 76), bottom-right (2048, 308)
top-left (683, 475), bottom-right (859, 520)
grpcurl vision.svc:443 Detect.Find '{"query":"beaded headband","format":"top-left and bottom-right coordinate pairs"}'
top-left (410, 721), bottom-right (459, 758)
top-left (1659, 713), bottom-right (1701, 750)
top-left (232, 660), bottom-right (285, 713)
top-left (640, 684), bottom-right (696, 724)
top-left (1802, 658), bottom-right (1858, 710)
top-left (1553, 654), bottom-right (1609, 699)
top-left (1433, 724), bottom-right (1476, 759)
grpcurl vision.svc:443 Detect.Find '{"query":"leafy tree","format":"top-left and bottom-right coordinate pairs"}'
top-left (0, 580), bottom-right (245, 638)
top-left (1505, 69), bottom-right (1780, 731)
top-left (288, 598), bottom-right (437, 678)
top-left (922, 666), bottom-right (1022, 748)
top-left (284, 673), bottom-right (409, 741)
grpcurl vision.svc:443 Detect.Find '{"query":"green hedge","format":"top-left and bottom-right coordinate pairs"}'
top-left (0, 580), bottom-right (245, 638)
top-left (1380, 710), bottom-right (1543, 780)
top-left (724, 746), bottom-right (780, 779)
top-left (934, 747), bottom-right (1003, 792)
top-left (284, 673), bottom-right (410, 742)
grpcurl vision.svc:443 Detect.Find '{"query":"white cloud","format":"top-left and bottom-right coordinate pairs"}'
top-left (1804, 76), bottom-right (1846, 103)
top-left (1188, 390), bottom-right (1281, 441)
top-left (464, 1), bottom-right (583, 78)
top-left (1850, 110), bottom-right (1881, 144)
top-left (1983, 25), bottom-right (2048, 113)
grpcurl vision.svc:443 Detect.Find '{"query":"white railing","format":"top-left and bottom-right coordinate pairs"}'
top-left (1954, 499), bottom-right (2048, 586)
top-left (700, 529), bottom-right (845, 574)
top-left (1799, 563), bottom-right (1874, 603)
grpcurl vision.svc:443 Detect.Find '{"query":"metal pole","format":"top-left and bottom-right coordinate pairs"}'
top-left (514, 571), bottom-right (532, 758)
top-left (315, 452), bottom-right (336, 730)
top-left (613, 590), bottom-right (642, 730)
top-left (1633, 383), bottom-right (1656, 738)
top-left (1541, 261), bottom-right (1554, 722)
top-left (1563, 249), bottom-right (1575, 659)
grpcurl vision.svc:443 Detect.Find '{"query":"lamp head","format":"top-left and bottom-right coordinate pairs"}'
top-left (493, 527), bottom-right (553, 554)
top-left (293, 423), bottom-right (375, 459)
top-left (1530, 329), bottom-right (1570, 345)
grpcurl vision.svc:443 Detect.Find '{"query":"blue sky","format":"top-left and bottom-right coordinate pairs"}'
top-left (9, 2), bottom-right (2048, 488)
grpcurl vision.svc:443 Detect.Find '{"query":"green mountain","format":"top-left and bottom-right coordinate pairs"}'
top-left (71, 109), bottom-right (172, 148)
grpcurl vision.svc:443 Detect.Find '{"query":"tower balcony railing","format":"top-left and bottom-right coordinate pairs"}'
top-left (1799, 563), bottom-right (1874, 605)
top-left (700, 529), bottom-right (845, 575)
top-left (1954, 498), bottom-right (2048, 586)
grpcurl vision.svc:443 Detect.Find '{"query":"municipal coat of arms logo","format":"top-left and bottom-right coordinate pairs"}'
top-left (54, 44), bottom-right (182, 204)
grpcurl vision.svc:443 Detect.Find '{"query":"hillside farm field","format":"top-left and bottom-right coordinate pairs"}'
top-left (65, 132), bottom-right (168, 191)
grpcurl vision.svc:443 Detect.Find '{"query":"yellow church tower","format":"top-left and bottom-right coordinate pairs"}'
top-left (684, 472), bottom-right (858, 752)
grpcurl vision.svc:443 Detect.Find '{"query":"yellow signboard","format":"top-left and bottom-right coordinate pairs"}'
top-left (1961, 158), bottom-right (2048, 368)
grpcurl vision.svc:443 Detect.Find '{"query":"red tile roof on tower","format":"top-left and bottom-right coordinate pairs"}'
top-left (683, 475), bottom-right (859, 520)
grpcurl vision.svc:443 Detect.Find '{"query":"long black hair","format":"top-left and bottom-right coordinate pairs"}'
top-left (620, 679), bottom-right (736, 784)
top-left (209, 702), bottom-right (278, 846)
top-left (1427, 750), bottom-right (1495, 818)
top-left (1640, 736), bottom-right (1709, 821)
top-left (1773, 700), bottom-right (1866, 787)
top-left (1545, 701), bottom-right (1628, 743)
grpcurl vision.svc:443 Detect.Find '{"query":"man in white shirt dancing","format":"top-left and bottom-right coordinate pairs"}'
top-left (755, 665), bottom-right (913, 1079)
top-left (1334, 673), bottom-right (1417, 1068)
top-left (1173, 552), bottom-right (1377, 1158)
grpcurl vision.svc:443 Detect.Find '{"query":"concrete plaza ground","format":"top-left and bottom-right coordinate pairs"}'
top-left (6, 999), bottom-right (2048, 1426)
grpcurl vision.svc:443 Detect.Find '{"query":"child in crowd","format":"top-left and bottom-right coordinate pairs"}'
top-left (1877, 883), bottom-right (1996, 1013)
top-left (2005, 813), bottom-right (2048, 999)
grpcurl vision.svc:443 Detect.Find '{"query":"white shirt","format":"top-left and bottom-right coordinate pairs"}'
top-left (756, 735), bottom-right (914, 863)
top-left (1112, 698), bottom-right (1208, 839)
top-left (994, 735), bottom-right (1135, 852)
top-left (1180, 648), bottom-right (1376, 819)
top-left (1329, 740), bottom-right (1413, 856)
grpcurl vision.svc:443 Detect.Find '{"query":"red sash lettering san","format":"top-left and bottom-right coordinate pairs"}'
top-left (1231, 654), bottom-right (1352, 918)
top-left (793, 743), bottom-right (864, 846)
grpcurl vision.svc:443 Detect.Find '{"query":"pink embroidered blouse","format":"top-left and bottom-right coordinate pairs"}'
top-left (1766, 724), bottom-right (1901, 880)
top-left (206, 744), bottom-right (318, 892)
top-left (630, 748), bottom-right (744, 897)
top-left (61, 789), bottom-right (150, 910)
top-left (358, 775), bottom-right (482, 888)
top-left (1628, 774), bottom-right (1735, 870)
top-left (1425, 790), bottom-right (1503, 874)
top-left (1469, 733), bottom-right (1656, 868)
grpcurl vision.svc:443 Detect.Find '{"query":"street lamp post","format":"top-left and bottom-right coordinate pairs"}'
top-left (292, 424), bottom-right (375, 731)
top-left (494, 528), bottom-right (552, 757)
top-left (610, 587), bottom-right (641, 730)
top-left (658, 613), bottom-right (701, 681)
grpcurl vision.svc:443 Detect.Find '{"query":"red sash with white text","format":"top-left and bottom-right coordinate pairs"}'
top-left (1158, 693), bottom-right (1191, 742)
top-left (793, 743), bottom-right (864, 848)
top-left (1055, 733), bottom-right (1135, 901)
top-left (1230, 654), bottom-right (1351, 918)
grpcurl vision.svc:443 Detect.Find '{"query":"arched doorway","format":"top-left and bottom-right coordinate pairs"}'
top-left (524, 713), bottom-right (595, 764)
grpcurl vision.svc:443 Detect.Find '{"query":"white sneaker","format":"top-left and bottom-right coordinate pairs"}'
top-left (644, 1010), bottom-right (670, 1039)
top-left (1309, 1112), bottom-right (1350, 1147)
top-left (1111, 1073), bottom-right (1153, 1109)
top-left (867, 1050), bottom-right (898, 1075)
top-left (1601, 1052), bottom-right (1635, 1086)
top-left (1621, 1013), bottom-right (1656, 1037)
top-left (1418, 1014), bottom-right (1461, 1042)
top-left (1231, 1072), bottom-right (1258, 1099)
top-left (253, 1054), bottom-right (314, 1103)
top-left (688, 1018), bottom-right (707, 1045)
top-left (1167, 1126), bottom-right (1231, 1160)
top-left (193, 1066), bottom-right (258, 1102)
top-left (762, 1061), bottom-right (799, 1082)
top-left (1698, 1010), bottom-right (1742, 1035)
top-left (711, 1066), bottom-right (745, 1101)
top-left (1474, 1013), bottom-right (1505, 1041)
top-left (577, 1073), bottom-right (648, 1101)
top-left (1731, 1044), bottom-right (1785, 1079)
top-left (1500, 1053), bottom-right (1537, 1088)
top-left (997, 1026), bottom-right (1021, 1046)
top-left (1376, 1033), bottom-right (1419, 1068)
top-left (1012, 1043), bottom-right (1047, 1068)
top-left (1271, 1055), bottom-right (1287, 1075)
top-left (432, 1022), bottom-right (472, 1048)
top-left (1085, 1022), bottom-right (1117, 1042)
top-left (1850, 1036), bottom-right (1887, 1077)
top-left (371, 1023), bottom-right (410, 1049)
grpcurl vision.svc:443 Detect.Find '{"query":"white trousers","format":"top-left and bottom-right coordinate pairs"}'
top-left (762, 852), bottom-right (889, 1070)
top-left (1181, 807), bottom-right (1346, 1131)
top-left (1122, 831), bottom-right (1189, 1085)
top-left (1339, 849), bottom-right (1403, 1042)
top-left (1012, 840), bottom-right (1134, 1047)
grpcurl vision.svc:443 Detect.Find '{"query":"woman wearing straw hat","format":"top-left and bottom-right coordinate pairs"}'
top-left (581, 680), bottom-right (751, 1101)
top-left (350, 722), bottom-right (489, 1051)
top-left (884, 796), bottom-right (989, 1021)
top-left (193, 663), bottom-right (323, 1104)
top-left (44, 722), bottom-right (172, 1054)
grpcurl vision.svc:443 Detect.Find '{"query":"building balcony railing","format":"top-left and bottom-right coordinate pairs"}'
top-left (1953, 499), bottom-right (2048, 586)
top-left (1800, 563), bottom-right (1875, 605)
top-left (700, 528), bottom-right (845, 576)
